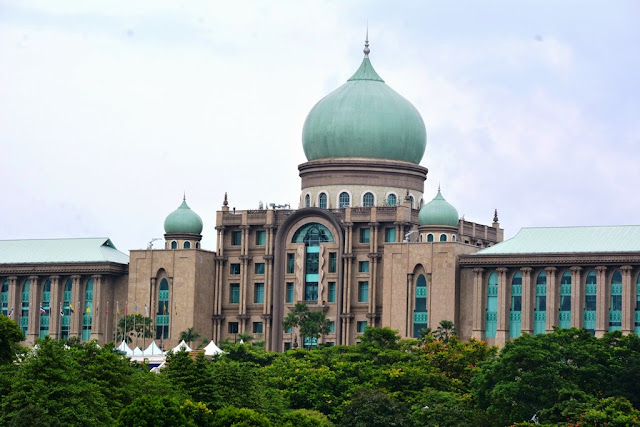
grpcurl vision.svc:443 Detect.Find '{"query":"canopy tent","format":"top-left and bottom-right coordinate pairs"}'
top-left (203, 340), bottom-right (224, 356)
top-left (143, 341), bottom-right (163, 356)
top-left (132, 346), bottom-right (143, 356)
top-left (169, 340), bottom-right (192, 353)
top-left (116, 340), bottom-right (133, 356)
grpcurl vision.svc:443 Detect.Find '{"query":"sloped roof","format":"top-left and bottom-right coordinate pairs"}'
top-left (477, 226), bottom-right (640, 255)
top-left (0, 238), bottom-right (129, 264)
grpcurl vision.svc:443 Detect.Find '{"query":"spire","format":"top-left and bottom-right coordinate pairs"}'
top-left (493, 209), bottom-right (499, 223)
top-left (223, 192), bottom-right (228, 207)
top-left (183, 191), bottom-right (186, 202)
top-left (363, 24), bottom-right (370, 58)
top-left (438, 183), bottom-right (441, 193)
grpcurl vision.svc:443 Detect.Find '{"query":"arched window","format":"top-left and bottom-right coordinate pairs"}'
top-left (635, 274), bottom-right (640, 335)
top-left (584, 270), bottom-right (597, 335)
top-left (1, 280), bottom-right (8, 316)
top-left (171, 241), bottom-right (177, 249)
top-left (387, 193), bottom-right (397, 207)
top-left (439, 234), bottom-right (447, 242)
top-left (40, 279), bottom-right (51, 338)
top-left (339, 192), bottom-right (350, 208)
top-left (156, 278), bottom-right (170, 340)
top-left (486, 272), bottom-right (498, 338)
top-left (183, 241), bottom-right (191, 249)
top-left (305, 194), bottom-right (311, 208)
top-left (292, 222), bottom-right (334, 246)
top-left (196, 242), bottom-right (200, 249)
top-left (61, 279), bottom-right (72, 339)
top-left (427, 234), bottom-right (434, 242)
top-left (609, 270), bottom-right (622, 331)
top-left (452, 235), bottom-right (456, 242)
top-left (318, 193), bottom-right (327, 209)
top-left (20, 280), bottom-right (30, 336)
top-left (559, 271), bottom-right (572, 328)
top-left (509, 272), bottom-right (522, 338)
top-left (413, 274), bottom-right (428, 338)
top-left (534, 272), bottom-right (547, 335)
top-left (82, 279), bottom-right (94, 341)
top-left (408, 195), bottom-right (414, 209)
top-left (362, 192), bottom-right (374, 207)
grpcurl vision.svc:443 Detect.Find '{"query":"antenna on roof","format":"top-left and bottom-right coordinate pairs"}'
top-left (147, 238), bottom-right (162, 250)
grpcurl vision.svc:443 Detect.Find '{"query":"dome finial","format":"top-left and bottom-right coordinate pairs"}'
top-left (183, 191), bottom-right (186, 202)
top-left (438, 182), bottom-right (441, 193)
top-left (363, 23), bottom-right (370, 58)
top-left (223, 192), bottom-right (228, 207)
top-left (493, 209), bottom-right (499, 223)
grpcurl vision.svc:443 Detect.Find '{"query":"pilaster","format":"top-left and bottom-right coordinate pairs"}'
top-left (545, 267), bottom-right (558, 332)
top-left (621, 266), bottom-right (633, 333)
top-left (595, 266), bottom-right (608, 337)
top-left (495, 267), bottom-right (508, 346)
top-left (570, 266), bottom-right (583, 329)
top-left (48, 276), bottom-right (61, 339)
top-left (472, 268), bottom-right (484, 340)
top-left (27, 275), bottom-right (39, 343)
top-left (520, 267), bottom-right (533, 334)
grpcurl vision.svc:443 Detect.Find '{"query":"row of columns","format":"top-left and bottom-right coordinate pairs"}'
top-left (472, 265), bottom-right (638, 345)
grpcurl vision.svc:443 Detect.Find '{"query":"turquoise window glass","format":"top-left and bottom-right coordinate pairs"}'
top-left (559, 271), bottom-right (572, 329)
top-left (359, 261), bottom-right (369, 273)
top-left (61, 279), bottom-right (72, 339)
top-left (292, 223), bottom-right (334, 245)
top-left (304, 282), bottom-right (318, 301)
top-left (171, 241), bottom-right (177, 249)
top-left (1, 280), bottom-right (8, 316)
top-left (230, 263), bottom-right (240, 275)
top-left (609, 271), bottom-right (622, 331)
top-left (82, 279), bottom-right (94, 341)
top-left (230, 284), bottom-right (240, 304)
top-left (328, 321), bottom-right (335, 333)
top-left (20, 280), bottom-right (30, 336)
top-left (329, 252), bottom-right (337, 273)
top-left (387, 194), bottom-right (397, 206)
top-left (363, 192), bottom-right (374, 207)
top-left (358, 281), bottom-right (369, 303)
top-left (231, 231), bottom-right (242, 246)
top-left (485, 272), bottom-right (498, 338)
top-left (339, 192), bottom-right (350, 208)
top-left (439, 234), bottom-right (447, 242)
top-left (328, 282), bottom-right (336, 303)
top-left (39, 279), bottom-right (51, 338)
top-left (156, 278), bottom-right (170, 339)
top-left (255, 230), bottom-right (266, 246)
top-left (183, 241), bottom-right (191, 249)
top-left (255, 263), bottom-right (265, 275)
top-left (305, 194), bottom-right (311, 207)
top-left (253, 322), bottom-right (263, 334)
top-left (534, 272), bottom-right (547, 335)
top-left (360, 228), bottom-right (370, 244)
top-left (357, 321), bottom-right (367, 333)
top-left (287, 253), bottom-right (295, 274)
top-left (228, 322), bottom-right (238, 334)
top-left (584, 270), bottom-right (597, 335)
top-left (286, 282), bottom-right (294, 303)
top-left (385, 227), bottom-right (396, 243)
top-left (427, 234), bottom-right (434, 242)
top-left (319, 193), bottom-right (327, 209)
top-left (254, 283), bottom-right (264, 304)
top-left (509, 272), bottom-right (522, 338)
top-left (413, 274), bottom-right (428, 338)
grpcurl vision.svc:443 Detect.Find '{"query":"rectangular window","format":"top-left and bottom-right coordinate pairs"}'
top-left (284, 342), bottom-right (292, 351)
top-left (286, 282), bottom-right (294, 303)
top-left (511, 295), bottom-right (522, 312)
top-left (232, 231), bottom-right (242, 246)
top-left (328, 282), bottom-right (336, 303)
top-left (287, 253), bottom-right (295, 274)
top-left (385, 227), bottom-right (396, 243)
top-left (254, 283), bottom-right (264, 304)
top-left (357, 321), bottom-right (367, 333)
top-left (536, 295), bottom-right (546, 312)
top-left (255, 263), bottom-right (265, 274)
top-left (306, 252), bottom-right (319, 274)
top-left (560, 295), bottom-right (572, 311)
top-left (358, 281), bottom-right (369, 303)
top-left (255, 230), bottom-right (266, 246)
top-left (229, 284), bottom-right (240, 304)
top-left (285, 325), bottom-right (292, 333)
top-left (230, 263), bottom-right (241, 275)
top-left (360, 228), bottom-right (370, 243)
top-left (253, 322), bottom-right (263, 334)
top-left (329, 252), bottom-right (337, 273)
top-left (228, 322), bottom-right (238, 334)
top-left (304, 282), bottom-right (318, 301)
top-left (359, 261), bottom-right (369, 273)
top-left (611, 295), bottom-right (622, 311)
top-left (585, 295), bottom-right (596, 311)
top-left (328, 321), bottom-right (335, 333)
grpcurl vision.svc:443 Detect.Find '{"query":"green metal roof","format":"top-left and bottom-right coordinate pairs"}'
top-left (164, 198), bottom-right (203, 235)
top-left (0, 238), bottom-right (129, 264)
top-left (477, 226), bottom-right (640, 255)
top-left (302, 54), bottom-right (426, 164)
top-left (418, 189), bottom-right (459, 227)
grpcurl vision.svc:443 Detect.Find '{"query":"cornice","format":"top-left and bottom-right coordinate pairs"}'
top-left (0, 262), bottom-right (128, 276)
top-left (459, 252), bottom-right (640, 267)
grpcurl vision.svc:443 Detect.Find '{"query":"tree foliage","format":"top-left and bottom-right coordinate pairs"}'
top-left (282, 303), bottom-right (331, 349)
top-left (0, 315), bottom-right (25, 365)
top-left (116, 314), bottom-right (153, 344)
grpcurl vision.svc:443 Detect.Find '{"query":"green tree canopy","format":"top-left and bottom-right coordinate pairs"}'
top-left (0, 315), bottom-right (24, 365)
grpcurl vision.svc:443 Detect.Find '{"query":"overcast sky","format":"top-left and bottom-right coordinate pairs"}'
top-left (1, 1), bottom-right (639, 253)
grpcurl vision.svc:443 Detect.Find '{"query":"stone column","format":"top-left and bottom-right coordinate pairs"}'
top-left (471, 268), bottom-right (484, 340)
top-left (570, 267), bottom-right (583, 329)
top-left (495, 267), bottom-right (509, 346)
top-left (7, 276), bottom-right (18, 323)
top-left (595, 266), bottom-right (608, 337)
top-left (520, 267), bottom-right (533, 334)
top-left (92, 275), bottom-right (103, 343)
top-left (49, 276), bottom-right (61, 339)
top-left (70, 275), bottom-right (82, 338)
top-left (545, 267), bottom-right (558, 333)
top-left (27, 275), bottom-right (40, 343)
top-left (621, 266), bottom-right (634, 333)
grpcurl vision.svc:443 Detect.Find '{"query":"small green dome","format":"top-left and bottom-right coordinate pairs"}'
top-left (164, 198), bottom-right (203, 234)
top-left (302, 50), bottom-right (426, 164)
top-left (419, 190), bottom-right (459, 227)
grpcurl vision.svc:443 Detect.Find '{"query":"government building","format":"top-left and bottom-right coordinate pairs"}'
top-left (2, 40), bottom-right (639, 351)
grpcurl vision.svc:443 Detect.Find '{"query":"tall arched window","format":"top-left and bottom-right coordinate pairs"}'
top-left (584, 270), bottom-right (597, 335)
top-left (486, 272), bottom-right (498, 338)
top-left (305, 194), bottom-right (311, 208)
top-left (339, 192), bottom-right (350, 208)
top-left (509, 272), bottom-right (522, 338)
top-left (439, 234), bottom-right (447, 242)
top-left (1, 280), bottom-right (8, 316)
top-left (82, 279), bottom-right (94, 341)
top-left (408, 195), bottom-right (414, 209)
top-left (318, 193), bottom-right (327, 209)
top-left (40, 279), bottom-right (51, 338)
top-left (609, 270), bottom-right (622, 331)
top-left (427, 234), bottom-right (434, 242)
top-left (156, 278), bottom-right (170, 339)
top-left (534, 272), bottom-right (547, 335)
top-left (413, 274), bottom-right (428, 338)
top-left (362, 192), bottom-right (374, 207)
top-left (61, 279), bottom-right (72, 340)
top-left (171, 241), bottom-right (177, 249)
top-left (183, 241), bottom-right (191, 249)
top-left (387, 193), bottom-right (397, 207)
top-left (635, 274), bottom-right (640, 335)
top-left (20, 280), bottom-right (30, 336)
top-left (559, 271), bottom-right (572, 328)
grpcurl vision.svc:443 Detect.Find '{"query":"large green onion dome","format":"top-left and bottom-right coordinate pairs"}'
top-left (419, 189), bottom-right (459, 227)
top-left (302, 40), bottom-right (427, 164)
top-left (164, 197), bottom-right (203, 235)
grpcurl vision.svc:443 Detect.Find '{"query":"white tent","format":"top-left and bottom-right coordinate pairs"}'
top-left (143, 341), bottom-right (163, 356)
top-left (203, 340), bottom-right (224, 356)
top-left (132, 346), bottom-right (143, 356)
top-left (169, 340), bottom-right (192, 353)
top-left (116, 340), bottom-right (133, 356)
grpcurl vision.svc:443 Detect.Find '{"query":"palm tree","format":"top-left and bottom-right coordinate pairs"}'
top-left (179, 327), bottom-right (201, 348)
top-left (237, 332), bottom-right (254, 344)
top-left (434, 320), bottom-right (457, 343)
